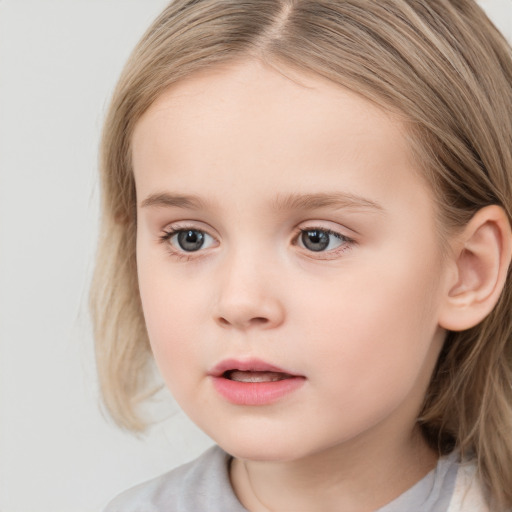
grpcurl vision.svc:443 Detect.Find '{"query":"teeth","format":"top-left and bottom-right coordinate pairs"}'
top-left (226, 371), bottom-right (291, 383)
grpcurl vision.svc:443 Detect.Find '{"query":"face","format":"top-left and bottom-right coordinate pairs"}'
top-left (132, 60), bottom-right (449, 462)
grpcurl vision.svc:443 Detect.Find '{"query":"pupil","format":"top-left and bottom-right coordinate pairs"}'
top-left (178, 230), bottom-right (204, 251)
top-left (302, 230), bottom-right (329, 251)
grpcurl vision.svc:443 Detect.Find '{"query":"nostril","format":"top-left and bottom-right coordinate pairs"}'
top-left (252, 317), bottom-right (268, 325)
top-left (216, 316), bottom-right (269, 327)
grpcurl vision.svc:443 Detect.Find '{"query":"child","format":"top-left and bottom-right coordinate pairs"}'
top-left (91, 1), bottom-right (512, 510)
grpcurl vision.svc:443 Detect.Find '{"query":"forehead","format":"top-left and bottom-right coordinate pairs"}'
top-left (133, 59), bottom-right (402, 157)
top-left (131, 59), bottom-right (431, 216)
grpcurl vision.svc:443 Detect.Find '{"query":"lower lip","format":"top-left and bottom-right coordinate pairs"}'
top-left (211, 376), bottom-right (305, 405)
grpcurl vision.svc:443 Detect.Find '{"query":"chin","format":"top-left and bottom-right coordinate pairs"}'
top-left (222, 442), bottom-right (300, 462)
top-left (208, 427), bottom-right (319, 463)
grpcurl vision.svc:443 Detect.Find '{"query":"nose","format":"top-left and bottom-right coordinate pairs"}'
top-left (213, 251), bottom-right (285, 330)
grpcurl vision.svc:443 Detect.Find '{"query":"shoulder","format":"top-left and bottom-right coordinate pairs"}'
top-left (102, 445), bottom-right (246, 512)
top-left (447, 458), bottom-right (489, 512)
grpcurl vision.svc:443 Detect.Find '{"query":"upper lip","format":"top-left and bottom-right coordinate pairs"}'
top-left (208, 358), bottom-right (301, 378)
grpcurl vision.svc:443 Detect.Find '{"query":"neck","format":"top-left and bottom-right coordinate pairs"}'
top-left (230, 426), bottom-right (438, 512)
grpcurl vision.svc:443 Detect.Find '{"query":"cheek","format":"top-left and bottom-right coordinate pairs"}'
top-left (296, 246), bottom-right (445, 402)
top-left (137, 254), bottom-right (209, 388)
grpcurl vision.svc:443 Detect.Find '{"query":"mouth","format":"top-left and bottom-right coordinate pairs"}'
top-left (223, 370), bottom-right (295, 383)
top-left (210, 358), bottom-right (302, 379)
top-left (209, 358), bottom-right (305, 405)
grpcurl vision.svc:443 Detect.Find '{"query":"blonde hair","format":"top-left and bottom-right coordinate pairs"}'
top-left (91, 1), bottom-right (512, 508)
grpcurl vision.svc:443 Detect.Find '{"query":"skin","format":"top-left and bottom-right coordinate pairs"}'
top-left (132, 60), bottom-right (453, 511)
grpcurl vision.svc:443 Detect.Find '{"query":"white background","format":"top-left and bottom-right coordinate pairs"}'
top-left (0, 1), bottom-right (510, 511)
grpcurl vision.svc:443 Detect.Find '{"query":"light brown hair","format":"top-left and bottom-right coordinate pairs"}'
top-left (90, 1), bottom-right (512, 508)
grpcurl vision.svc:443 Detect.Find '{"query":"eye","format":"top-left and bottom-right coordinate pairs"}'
top-left (298, 228), bottom-right (348, 252)
top-left (163, 228), bottom-right (216, 252)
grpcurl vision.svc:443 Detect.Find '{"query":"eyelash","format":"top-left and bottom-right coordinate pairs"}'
top-left (297, 228), bottom-right (354, 259)
top-left (158, 225), bottom-right (355, 260)
top-left (158, 227), bottom-right (213, 262)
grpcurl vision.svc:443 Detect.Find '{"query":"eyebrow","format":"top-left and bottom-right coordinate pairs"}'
top-left (140, 193), bottom-right (210, 210)
top-left (270, 192), bottom-right (384, 213)
top-left (140, 191), bottom-right (384, 213)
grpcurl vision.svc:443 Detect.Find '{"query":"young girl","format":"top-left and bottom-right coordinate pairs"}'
top-left (91, 1), bottom-right (512, 510)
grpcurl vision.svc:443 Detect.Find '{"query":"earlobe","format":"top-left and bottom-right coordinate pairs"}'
top-left (439, 205), bottom-right (512, 332)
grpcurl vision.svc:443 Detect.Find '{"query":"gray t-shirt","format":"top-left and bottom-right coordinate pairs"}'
top-left (103, 445), bottom-right (460, 512)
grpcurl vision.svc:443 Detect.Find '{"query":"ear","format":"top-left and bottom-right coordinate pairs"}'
top-left (439, 205), bottom-right (512, 332)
